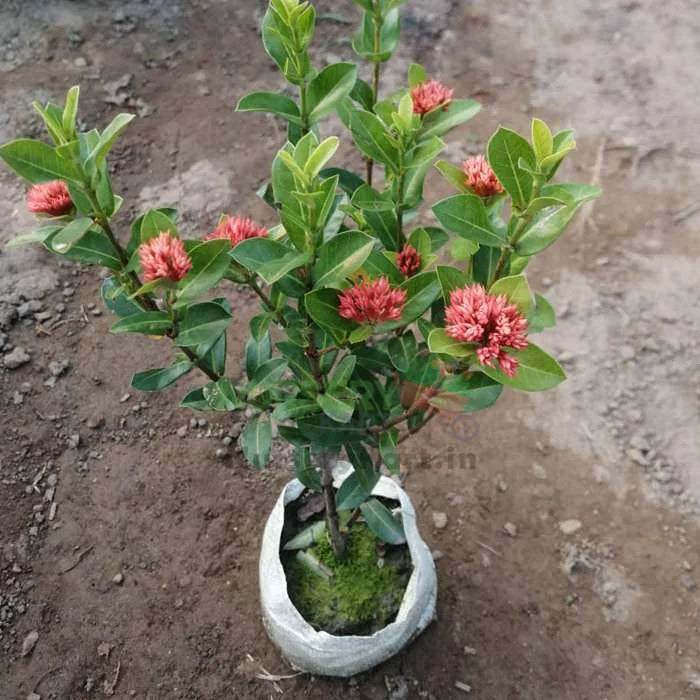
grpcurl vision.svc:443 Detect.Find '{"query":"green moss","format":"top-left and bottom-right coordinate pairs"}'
top-left (285, 524), bottom-right (410, 635)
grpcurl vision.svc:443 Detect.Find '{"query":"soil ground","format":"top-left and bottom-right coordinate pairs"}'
top-left (1, 1), bottom-right (699, 698)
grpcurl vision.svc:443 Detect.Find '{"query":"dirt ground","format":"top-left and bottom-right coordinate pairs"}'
top-left (1, 1), bottom-right (699, 698)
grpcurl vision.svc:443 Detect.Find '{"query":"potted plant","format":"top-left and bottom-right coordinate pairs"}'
top-left (0, 0), bottom-right (599, 678)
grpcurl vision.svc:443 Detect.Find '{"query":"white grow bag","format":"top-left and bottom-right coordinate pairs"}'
top-left (259, 461), bottom-right (437, 677)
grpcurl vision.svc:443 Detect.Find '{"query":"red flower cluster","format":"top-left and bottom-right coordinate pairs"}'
top-left (396, 244), bottom-right (421, 277)
top-left (26, 181), bottom-right (73, 216)
top-left (411, 79), bottom-right (454, 116)
top-left (462, 155), bottom-right (503, 197)
top-left (139, 232), bottom-right (192, 283)
top-left (204, 215), bottom-right (267, 248)
top-left (445, 284), bottom-right (528, 377)
top-left (339, 276), bottom-right (406, 325)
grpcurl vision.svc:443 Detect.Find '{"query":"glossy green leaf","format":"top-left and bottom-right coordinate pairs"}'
top-left (293, 445), bottom-right (321, 492)
top-left (272, 399), bottom-right (319, 421)
top-left (203, 377), bottom-right (243, 410)
top-left (514, 202), bottom-right (580, 256)
top-left (179, 386), bottom-right (212, 412)
top-left (348, 109), bottom-right (400, 172)
top-left (387, 333), bottom-right (417, 372)
top-left (307, 63), bottom-right (357, 122)
top-left (236, 91), bottom-right (301, 124)
top-left (175, 301), bottom-right (232, 347)
top-left (408, 62), bottom-right (427, 88)
top-left (335, 472), bottom-right (371, 511)
top-left (245, 332), bottom-right (272, 380)
top-left (420, 99), bottom-right (481, 140)
top-left (304, 288), bottom-right (357, 333)
top-left (377, 270), bottom-right (441, 331)
top-left (489, 273), bottom-right (533, 314)
top-left (62, 86), bottom-right (80, 138)
top-left (360, 498), bottom-right (405, 544)
top-left (435, 159), bottom-right (470, 193)
top-left (85, 113), bottom-right (134, 170)
top-left (345, 442), bottom-right (380, 492)
top-left (429, 372), bottom-right (502, 412)
top-left (478, 343), bottom-right (565, 391)
top-left (131, 361), bottom-right (192, 391)
top-left (529, 293), bottom-right (556, 333)
top-left (49, 217), bottom-right (93, 254)
top-left (427, 328), bottom-right (473, 358)
top-left (241, 413), bottom-right (272, 469)
top-left (330, 354), bottom-right (357, 390)
top-left (0, 138), bottom-right (84, 185)
top-left (312, 230), bottom-right (374, 289)
top-left (436, 265), bottom-right (469, 304)
top-left (317, 390), bottom-right (355, 423)
top-left (111, 311), bottom-right (171, 336)
top-left (379, 430), bottom-right (399, 473)
top-left (486, 127), bottom-right (535, 209)
top-left (140, 208), bottom-right (178, 242)
top-left (531, 118), bottom-right (553, 164)
top-left (247, 357), bottom-right (288, 399)
top-left (432, 194), bottom-right (507, 247)
top-left (101, 277), bottom-right (142, 318)
top-left (361, 248), bottom-right (403, 285)
top-left (175, 239), bottom-right (231, 303)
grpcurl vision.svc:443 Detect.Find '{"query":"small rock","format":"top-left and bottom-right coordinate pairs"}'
top-left (463, 645), bottom-right (477, 656)
top-left (119, 393), bottom-right (131, 403)
top-left (601, 581), bottom-right (619, 607)
top-left (87, 415), bottom-right (105, 430)
top-left (112, 572), bottom-right (124, 585)
top-left (27, 693), bottom-right (41, 700)
top-left (66, 434), bottom-right (81, 449)
top-left (176, 425), bottom-right (188, 438)
top-left (496, 476), bottom-right (508, 492)
top-left (431, 550), bottom-right (444, 561)
top-left (47, 473), bottom-right (58, 487)
top-left (503, 522), bottom-right (517, 537)
top-left (21, 630), bottom-right (39, 656)
top-left (680, 574), bottom-right (697, 591)
top-left (627, 448), bottom-right (649, 467)
top-left (62, 287), bottom-right (75, 298)
top-left (12, 391), bottom-right (24, 405)
top-left (17, 300), bottom-right (42, 318)
top-left (97, 641), bottom-right (113, 658)
top-left (48, 359), bottom-right (70, 377)
top-left (532, 462), bottom-right (547, 479)
top-left (559, 519), bottom-right (582, 536)
top-left (4, 346), bottom-right (30, 369)
top-left (74, 56), bottom-right (88, 67)
top-left (683, 560), bottom-right (693, 572)
top-left (215, 448), bottom-right (228, 460)
top-left (432, 511), bottom-right (448, 529)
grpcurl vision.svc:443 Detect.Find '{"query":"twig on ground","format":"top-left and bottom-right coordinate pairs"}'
top-left (103, 660), bottom-right (121, 696)
top-left (474, 540), bottom-right (503, 559)
top-left (672, 201), bottom-right (700, 224)
top-left (60, 545), bottom-right (94, 573)
top-left (574, 135), bottom-right (606, 236)
top-left (455, 680), bottom-right (473, 693)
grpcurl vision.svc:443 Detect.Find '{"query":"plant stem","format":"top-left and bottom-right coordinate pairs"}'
top-left (299, 80), bottom-right (309, 135)
top-left (397, 407), bottom-right (437, 444)
top-left (320, 451), bottom-right (345, 557)
top-left (248, 277), bottom-right (288, 327)
top-left (367, 396), bottom-right (429, 434)
top-left (366, 2), bottom-right (383, 186)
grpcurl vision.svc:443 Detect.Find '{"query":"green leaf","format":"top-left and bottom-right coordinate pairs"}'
top-left (330, 355), bottom-right (357, 390)
top-left (111, 311), bottom-right (171, 336)
top-left (232, 237), bottom-right (291, 273)
top-left (427, 328), bottom-right (473, 358)
top-left (304, 137), bottom-right (339, 178)
top-left (435, 159), bottom-right (470, 193)
top-left (429, 372), bottom-right (502, 412)
top-left (317, 390), bottom-right (355, 423)
top-left (101, 277), bottom-right (142, 318)
top-left (198, 328), bottom-right (227, 376)
top-left (284, 520), bottom-right (327, 550)
top-left (348, 109), bottom-right (400, 172)
top-left (531, 118), bottom-right (553, 164)
top-left (245, 332), bottom-right (272, 380)
top-left (376, 270), bottom-right (441, 332)
top-left (540, 183), bottom-right (601, 205)
top-left (478, 343), bottom-right (565, 391)
top-left (131, 361), bottom-right (193, 391)
top-left (304, 288), bottom-right (357, 335)
top-left (336, 472), bottom-right (372, 511)
top-left (320, 166), bottom-right (364, 197)
top-left (0, 138), bottom-right (84, 185)
top-left (272, 399), bottom-right (319, 421)
top-left (203, 377), bottom-right (243, 411)
top-left (250, 313), bottom-right (273, 342)
top-left (247, 357), bottom-right (287, 399)
top-left (432, 194), bottom-right (507, 247)
top-left (6, 224), bottom-right (63, 248)
top-left (307, 63), bottom-right (358, 122)
top-left (489, 274), bottom-right (533, 314)
top-left (293, 445), bottom-right (321, 492)
top-left (387, 333), bottom-right (417, 372)
top-left (296, 416), bottom-right (365, 446)
top-left (33, 102), bottom-right (66, 145)
top-left (259, 249), bottom-right (311, 285)
top-left (140, 208), bottom-right (178, 242)
top-left (241, 414), bottom-right (272, 469)
top-left (345, 442), bottom-right (380, 492)
top-left (514, 202), bottom-right (581, 256)
top-left (529, 293), bottom-right (556, 333)
top-left (420, 99), bottom-right (481, 141)
top-left (175, 301), bottom-right (232, 347)
top-left (408, 62), bottom-right (427, 88)
top-left (360, 498), bottom-right (405, 544)
top-left (62, 86), bottom-right (80, 138)
top-left (361, 248), bottom-right (403, 285)
top-left (379, 431), bottom-right (399, 473)
top-left (312, 230), bottom-right (374, 289)
top-left (179, 387), bottom-right (211, 412)
top-left (486, 127), bottom-right (535, 209)
top-left (401, 353), bottom-right (440, 386)
top-left (436, 265), bottom-right (469, 304)
top-left (49, 217), bottom-right (93, 254)
top-left (403, 136), bottom-right (445, 206)
top-left (236, 91), bottom-right (301, 124)
top-left (175, 239), bottom-right (231, 303)
top-left (85, 113), bottom-right (135, 171)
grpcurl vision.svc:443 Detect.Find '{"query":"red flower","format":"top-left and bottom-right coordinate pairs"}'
top-left (445, 284), bottom-right (528, 377)
top-left (338, 277), bottom-right (407, 325)
top-left (26, 181), bottom-right (73, 216)
top-left (139, 232), bottom-right (192, 283)
top-left (397, 244), bottom-right (421, 277)
top-left (411, 79), bottom-right (454, 116)
top-left (462, 155), bottom-right (503, 197)
top-left (204, 215), bottom-right (267, 248)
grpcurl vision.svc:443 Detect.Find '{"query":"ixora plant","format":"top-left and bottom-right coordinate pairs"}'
top-left (1, 0), bottom-right (599, 676)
